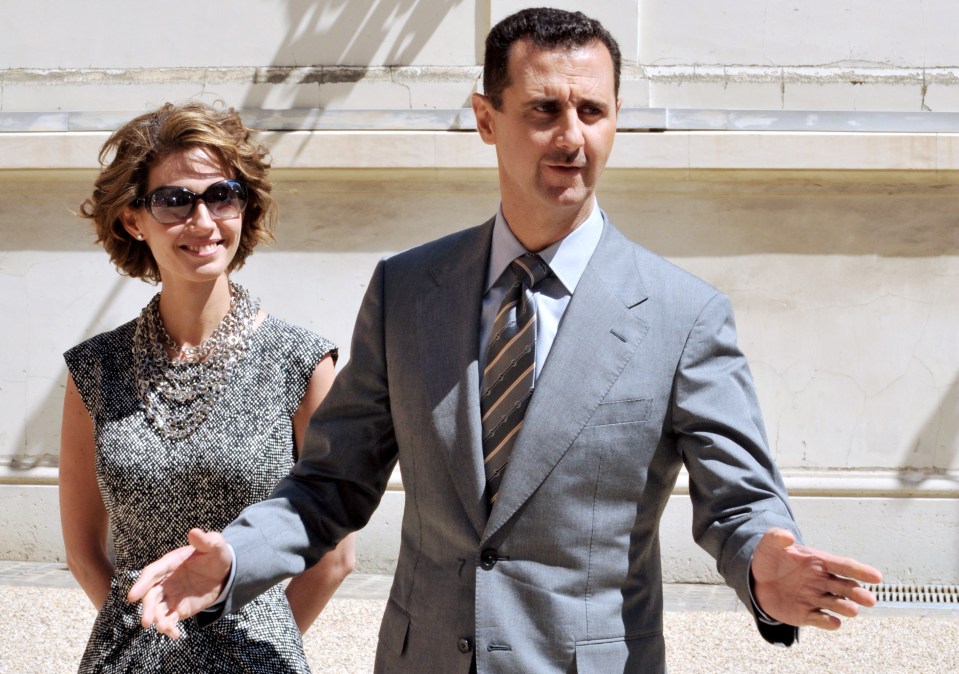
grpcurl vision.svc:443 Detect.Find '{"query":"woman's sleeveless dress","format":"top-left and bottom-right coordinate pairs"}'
top-left (64, 315), bottom-right (336, 673)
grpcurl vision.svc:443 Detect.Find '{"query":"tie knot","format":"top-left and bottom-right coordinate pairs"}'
top-left (509, 253), bottom-right (550, 289)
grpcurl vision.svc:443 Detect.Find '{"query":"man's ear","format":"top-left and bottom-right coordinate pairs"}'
top-left (471, 92), bottom-right (496, 145)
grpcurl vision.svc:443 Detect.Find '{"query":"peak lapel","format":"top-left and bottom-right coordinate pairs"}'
top-left (483, 219), bottom-right (650, 542)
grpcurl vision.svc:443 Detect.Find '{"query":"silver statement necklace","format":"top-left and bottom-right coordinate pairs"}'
top-left (132, 281), bottom-right (259, 440)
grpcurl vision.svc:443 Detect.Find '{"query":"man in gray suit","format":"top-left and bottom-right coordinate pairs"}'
top-left (131, 8), bottom-right (882, 672)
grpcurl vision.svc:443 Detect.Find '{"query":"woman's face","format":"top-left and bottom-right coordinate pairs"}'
top-left (122, 146), bottom-right (243, 286)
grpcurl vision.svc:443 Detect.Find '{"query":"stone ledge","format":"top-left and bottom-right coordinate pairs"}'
top-left (6, 128), bottom-right (959, 172)
top-left (6, 464), bottom-right (955, 497)
top-left (8, 108), bottom-right (959, 133)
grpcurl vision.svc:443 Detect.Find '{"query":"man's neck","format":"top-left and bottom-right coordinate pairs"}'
top-left (501, 199), bottom-right (596, 252)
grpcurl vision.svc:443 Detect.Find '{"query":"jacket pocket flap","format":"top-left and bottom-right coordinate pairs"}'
top-left (377, 598), bottom-right (411, 656)
top-left (575, 632), bottom-right (664, 673)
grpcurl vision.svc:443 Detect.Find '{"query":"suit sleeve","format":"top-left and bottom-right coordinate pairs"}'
top-left (219, 259), bottom-right (399, 616)
top-left (670, 292), bottom-right (800, 646)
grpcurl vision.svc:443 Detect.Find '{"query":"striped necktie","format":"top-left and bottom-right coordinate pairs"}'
top-left (480, 253), bottom-right (551, 507)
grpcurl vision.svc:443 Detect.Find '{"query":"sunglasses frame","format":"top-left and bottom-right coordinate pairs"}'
top-left (132, 179), bottom-right (248, 225)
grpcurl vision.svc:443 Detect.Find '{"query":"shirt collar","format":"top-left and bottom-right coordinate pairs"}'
top-left (485, 199), bottom-right (605, 294)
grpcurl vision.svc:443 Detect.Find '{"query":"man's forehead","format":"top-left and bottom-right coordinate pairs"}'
top-left (509, 38), bottom-right (611, 66)
top-left (506, 40), bottom-right (615, 94)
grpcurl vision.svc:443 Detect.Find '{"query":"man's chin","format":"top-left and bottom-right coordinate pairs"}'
top-left (542, 184), bottom-right (592, 209)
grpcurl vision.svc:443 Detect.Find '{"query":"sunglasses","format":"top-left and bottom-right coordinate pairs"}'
top-left (132, 179), bottom-right (248, 224)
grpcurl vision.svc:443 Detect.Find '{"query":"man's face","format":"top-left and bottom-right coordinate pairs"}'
top-left (473, 39), bottom-right (621, 239)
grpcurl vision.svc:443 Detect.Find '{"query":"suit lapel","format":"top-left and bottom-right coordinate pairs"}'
top-left (416, 220), bottom-right (494, 538)
top-left (483, 219), bottom-right (650, 542)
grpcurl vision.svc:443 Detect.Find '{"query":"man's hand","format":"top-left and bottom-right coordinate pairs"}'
top-left (751, 527), bottom-right (882, 630)
top-left (127, 528), bottom-right (232, 639)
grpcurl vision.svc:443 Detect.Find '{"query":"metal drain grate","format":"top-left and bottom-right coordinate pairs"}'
top-left (865, 583), bottom-right (959, 606)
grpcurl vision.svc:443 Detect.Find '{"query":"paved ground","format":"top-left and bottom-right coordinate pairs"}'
top-left (0, 561), bottom-right (956, 673)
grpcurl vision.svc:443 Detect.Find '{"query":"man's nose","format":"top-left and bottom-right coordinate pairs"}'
top-left (555, 109), bottom-right (585, 151)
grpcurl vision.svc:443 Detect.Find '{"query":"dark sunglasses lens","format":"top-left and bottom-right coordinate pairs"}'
top-left (148, 187), bottom-right (196, 224)
top-left (144, 180), bottom-right (247, 224)
top-left (204, 181), bottom-right (248, 218)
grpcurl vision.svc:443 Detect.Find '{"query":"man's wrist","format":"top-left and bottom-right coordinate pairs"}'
top-left (747, 563), bottom-right (782, 625)
top-left (203, 543), bottom-right (237, 612)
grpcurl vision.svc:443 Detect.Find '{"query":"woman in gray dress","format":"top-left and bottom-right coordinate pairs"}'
top-left (59, 101), bottom-right (354, 673)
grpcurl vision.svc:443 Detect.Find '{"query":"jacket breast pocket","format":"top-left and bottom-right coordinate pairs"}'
top-left (585, 397), bottom-right (653, 428)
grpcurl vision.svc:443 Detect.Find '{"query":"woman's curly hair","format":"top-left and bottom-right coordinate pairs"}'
top-left (79, 101), bottom-right (276, 283)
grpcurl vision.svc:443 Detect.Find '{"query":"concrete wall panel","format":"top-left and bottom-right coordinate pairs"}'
top-left (640, 1), bottom-right (959, 68)
top-left (2, 1), bottom-right (480, 70)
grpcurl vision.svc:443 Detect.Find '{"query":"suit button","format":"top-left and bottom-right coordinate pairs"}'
top-left (457, 637), bottom-right (473, 653)
top-left (480, 548), bottom-right (497, 570)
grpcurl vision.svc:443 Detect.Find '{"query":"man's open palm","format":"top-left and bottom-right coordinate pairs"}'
top-left (752, 527), bottom-right (883, 630)
top-left (127, 528), bottom-right (232, 639)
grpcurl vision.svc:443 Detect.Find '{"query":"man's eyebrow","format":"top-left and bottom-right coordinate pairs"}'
top-left (523, 95), bottom-right (609, 111)
top-left (524, 96), bottom-right (557, 108)
top-left (578, 96), bottom-right (610, 111)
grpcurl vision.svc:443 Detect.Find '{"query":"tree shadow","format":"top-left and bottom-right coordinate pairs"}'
top-left (237, 1), bottom-right (469, 165)
top-left (232, 0), bottom-right (478, 173)
top-left (239, 1), bottom-right (470, 120)
top-left (256, 0), bottom-right (468, 72)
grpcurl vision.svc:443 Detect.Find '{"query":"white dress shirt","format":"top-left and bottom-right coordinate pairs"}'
top-left (478, 199), bottom-right (604, 380)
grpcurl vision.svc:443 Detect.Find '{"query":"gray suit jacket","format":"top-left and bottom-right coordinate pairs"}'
top-left (223, 216), bottom-right (800, 673)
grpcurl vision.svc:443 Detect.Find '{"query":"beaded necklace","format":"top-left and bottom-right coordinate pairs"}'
top-left (132, 281), bottom-right (259, 440)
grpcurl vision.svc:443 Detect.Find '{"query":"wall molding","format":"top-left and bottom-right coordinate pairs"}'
top-left (9, 464), bottom-right (952, 498)
top-left (8, 107), bottom-right (959, 134)
top-left (6, 126), bottom-right (959, 172)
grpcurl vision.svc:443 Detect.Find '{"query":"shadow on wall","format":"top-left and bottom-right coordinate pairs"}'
top-left (602, 174), bottom-right (959, 259)
top-left (900, 374), bottom-right (959, 562)
top-left (239, 0), bottom-right (470, 167)
top-left (8, 173), bottom-right (959, 471)
top-left (272, 0), bottom-right (468, 67)
top-left (211, 170), bottom-right (959, 257)
top-left (242, 0), bottom-right (469, 101)
top-left (901, 372), bottom-right (959, 481)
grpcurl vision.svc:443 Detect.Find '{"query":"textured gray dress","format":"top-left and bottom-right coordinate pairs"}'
top-left (64, 315), bottom-right (336, 674)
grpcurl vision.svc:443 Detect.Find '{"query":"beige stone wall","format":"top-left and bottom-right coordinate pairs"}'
top-left (3, 165), bottom-right (957, 581)
top-left (4, 1), bottom-right (959, 112)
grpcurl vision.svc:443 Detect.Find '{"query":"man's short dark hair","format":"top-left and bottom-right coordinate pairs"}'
top-left (482, 7), bottom-right (622, 110)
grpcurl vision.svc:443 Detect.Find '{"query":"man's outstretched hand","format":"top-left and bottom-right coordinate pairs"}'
top-left (752, 527), bottom-right (883, 630)
top-left (127, 528), bottom-right (232, 639)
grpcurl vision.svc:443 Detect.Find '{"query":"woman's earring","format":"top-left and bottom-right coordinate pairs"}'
top-left (136, 233), bottom-right (144, 240)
